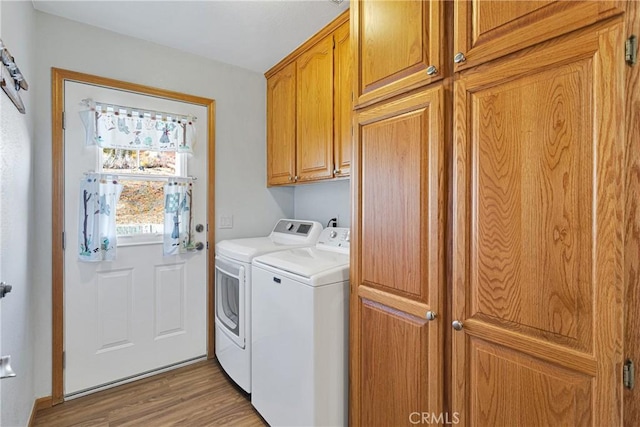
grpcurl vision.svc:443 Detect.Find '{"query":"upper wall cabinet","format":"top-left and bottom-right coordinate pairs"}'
top-left (333, 21), bottom-right (352, 178)
top-left (296, 35), bottom-right (334, 183)
top-left (267, 62), bottom-right (297, 186)
top-left (266, 11), bottom-right (350, 186)
top-left (453, 0), bottom-right (624, 71)
top-left (352, 0), bottom-right (443, 109)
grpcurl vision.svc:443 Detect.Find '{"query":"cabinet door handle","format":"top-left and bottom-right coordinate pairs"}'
top-left (334, 169), bottom-right (341, 175)
top-left (452, 320), bottom-right (464, 331)
top-left (426, 311), bottom-right (436, 321)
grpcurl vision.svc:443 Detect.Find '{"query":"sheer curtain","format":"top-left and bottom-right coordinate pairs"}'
top-left (78, 174), bottom-right (123, 262)
top-left (163, 180), bottom-right (194, 255)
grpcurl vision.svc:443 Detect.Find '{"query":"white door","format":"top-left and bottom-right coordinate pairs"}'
top-left (63, 81), bottom-right (208, 396)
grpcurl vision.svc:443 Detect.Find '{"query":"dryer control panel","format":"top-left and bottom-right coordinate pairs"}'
top-left (272, 219), bottom-right (322, 237)
top-left (316, 227), bottom-right (350, 252)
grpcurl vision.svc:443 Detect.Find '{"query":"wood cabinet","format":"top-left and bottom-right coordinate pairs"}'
top-left (352, 0), bottom-right (443, 108)
top-left (453, 0), bottom-right (624, 71)
top-left (266, 11), bottom-right (350, 186)
top-left (266, 62), bottom-right (296, 186)
top-left (296, 35), bottom-right (334, 182)
top-left (351, 85), bottom-right (445, 426)
top-left (451, 22), bottom-right (625, 426)
top-left (350, 1), bottom-right (630, 426)
top-left (333, 21), bottom-right (351, 178)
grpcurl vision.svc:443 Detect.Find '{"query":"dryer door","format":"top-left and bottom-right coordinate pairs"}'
top-left (215, 256), bottom-right (245, 348)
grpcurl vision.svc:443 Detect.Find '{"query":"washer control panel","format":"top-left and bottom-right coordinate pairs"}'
top-left (316, 227), bottom-right (350, 251)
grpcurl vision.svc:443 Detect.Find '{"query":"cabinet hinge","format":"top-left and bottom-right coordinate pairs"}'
top-left (62, 351), bottom-right (66, 370)
top-left (62, 231), bottom-right (66, 250)
top-left (624, 359), bottom-right (635, 389)
top-left (206, 242), bottom-right (209, 250)
top-left (62, 111), bottom-right (66, 130)
top-left (626, 35), bottom-right (637, 66)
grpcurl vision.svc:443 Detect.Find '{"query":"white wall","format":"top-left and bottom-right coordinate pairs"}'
top-left (32, 11), bottom-right (293, 398)
top-left (294, 180), bottom-right (350, 228)
top-left (0, 1), bottom-right (37, 425)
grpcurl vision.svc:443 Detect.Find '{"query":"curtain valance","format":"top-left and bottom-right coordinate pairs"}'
top-left (79, 99), bottom-right (196, 154)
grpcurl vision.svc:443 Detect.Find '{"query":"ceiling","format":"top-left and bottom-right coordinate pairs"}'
top-left (32, 0), bottom-right (350, 74)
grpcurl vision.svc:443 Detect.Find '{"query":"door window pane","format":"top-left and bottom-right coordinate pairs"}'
top-left (116, 180), bottom-right (164, 237)
top-left (102, 148), bottom-right (176, 175)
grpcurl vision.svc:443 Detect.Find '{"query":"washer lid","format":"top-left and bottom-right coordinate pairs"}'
top-left (253, 247), bottom-right (349, 279)
top-left (216, 237), bottom-right (315, 263)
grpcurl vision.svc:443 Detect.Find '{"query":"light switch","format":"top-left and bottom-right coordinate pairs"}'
top-left (219, 215), bottom-right (233, 229)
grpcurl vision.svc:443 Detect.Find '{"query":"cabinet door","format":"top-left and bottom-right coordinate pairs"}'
top-left (296, 35), bottom-right (334, 182)
top-left (353, 0), bottom-right (442, 109)
top-left (454, 0), bottom-right (623, 71)
top-left (333, 21), bottom-right (351, 178)
top-left (267, 62), bottom-right (296, 186)
top-left (452, 23), bottom-right (624, 426)
top-left (351, 86), bottom-right (445, 426)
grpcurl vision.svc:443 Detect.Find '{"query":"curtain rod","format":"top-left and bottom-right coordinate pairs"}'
top-left (81, 98), bottom-right (197, 122)
top-left (84, 172), bottom-right (197, 183)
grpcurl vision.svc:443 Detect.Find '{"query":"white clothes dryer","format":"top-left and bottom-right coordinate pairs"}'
top-left (214, 219), bottom-right (322, 393)
top-left (251, 227), bottom-right (350, 427)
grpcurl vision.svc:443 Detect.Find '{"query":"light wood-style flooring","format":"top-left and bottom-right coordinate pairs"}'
top-left (33, 360), bottom-right (266, 426)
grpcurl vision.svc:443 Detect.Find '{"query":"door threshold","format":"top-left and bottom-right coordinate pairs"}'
top-left (64, 355), bottom-right (207, 400)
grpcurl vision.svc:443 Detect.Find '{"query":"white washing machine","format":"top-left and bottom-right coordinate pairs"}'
top-left (251, 227), bottom-right (350, 427)
top-left (215, 219), bottom-right (322, 393)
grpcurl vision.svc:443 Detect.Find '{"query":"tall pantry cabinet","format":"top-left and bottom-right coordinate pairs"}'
top-left (349, 1), bottom-right (629, 426)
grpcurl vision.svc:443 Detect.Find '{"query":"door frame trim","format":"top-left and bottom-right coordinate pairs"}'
top-left (51, 67), bottom-right (216, 405)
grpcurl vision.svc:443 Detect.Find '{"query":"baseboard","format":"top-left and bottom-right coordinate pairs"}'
top-left (28, 396), bottom-right (52, 427)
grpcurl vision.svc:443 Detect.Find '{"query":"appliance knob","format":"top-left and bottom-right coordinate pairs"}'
top-left (286, 222), bottom-right (294, 231)
top-left (330, 230), bottom-right (337, 238)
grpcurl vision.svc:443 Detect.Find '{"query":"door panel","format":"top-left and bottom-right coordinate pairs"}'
top-left (267, 62), bottom-right (296, 186)
top-left (64, 81), bottom-right (208, 395)
top-left (155, 263), bottom-right (186, 337)
top-left (472, 58), bottom-right (593, 352)
top-left (296, 35), bottom-right (334, 182)
top-left (360, 300), bottom-right (430, 426)
top-left (361, 110), bottom-right (425, 300)
top-left (471, 338), bottom-right (592, 426)
top-left (353, 0), bottom-right (442, 108)
top-left (352, 85), bottom-right (445, 426)
top-left (333, 20), bottom-right (351, 178)
top-left (96, 269), bottom-right (133, 351)
top-left (452, 24), bottom-right (625, 426)
top-left (454, 0), bottom-right (624, 71)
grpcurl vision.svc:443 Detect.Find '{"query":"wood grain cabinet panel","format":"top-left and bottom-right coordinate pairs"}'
top-left (454, 0), bottom-right (624, 71)
top-left (333, 21), bottom-right (351, 178)
top-left (296, 35), bottom-right (334, 182)
top-left (351, 85), bottom-right (445, 426)
top-left (267, 63), bottom-right (296, 186)
top-left (452, 23), bottom-right (625, 426)
top-left (353, 0), bottom-right (443, 108)
top-left (359, 300), bottom-right (432, 427)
